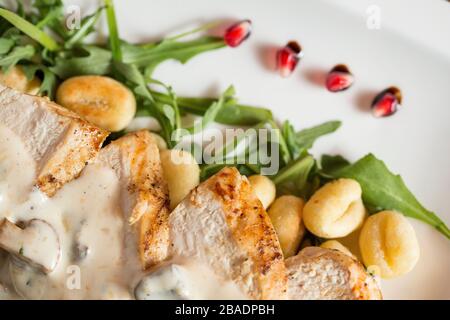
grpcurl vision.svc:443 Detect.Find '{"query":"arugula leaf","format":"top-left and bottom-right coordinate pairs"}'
top-left (319, 154), bottom-right (350, 178)
top-left (37, 66), bottom-right (57, 97)
top-left (31, 0), bottom-right (67, 39)
top-left (266, 120), bottom-right (291, 166)
top-left (33, 0), bottom-right (64, 19)
top-left (295, 120), bottom-right (341, 150)
top-left (50, 46), bottom-right (112, 78)
top-left (65, 7), bottom-right (104, 48)
top-left (22, 64), bottom-right (57, 98)
top-left (271, 155), bottom-right (316, 199)
top-left (282, 121), bottom-right (300, 159)
top-left (210, 121), bottom-right (265, 164)
top-left (198, 120), bottom-right (287, 179)
top-left (0, 38), bottom-right (14, 54)
top-left (0, 45), bottom-right (35, 71)
top-left (113, 61), bottom-right (183, 147)
top-left (329, 153), bottom-right (450, 239)
top-left (150, 79), bottom-right (182, 144)
top-left (104, 0), bottom-right (122, 61)
top-left (164, 21), bottom-right (222, 42)
top-left (272, 155), bottom-right (315, 185)
top-left (122, 36), bottom-right (226, 76)
top-left (151, 91), bottom-right (273, 126)
top-left (0, 8), bottom-right (60, 51)
top-left (281, 120), bottom-right (341, 159)
top-left (186, 86), bottom-right (234, 134)
top-left (35, 1), bottom-right (63, 29)
top-left (113, 60), bottom-right (153, 100)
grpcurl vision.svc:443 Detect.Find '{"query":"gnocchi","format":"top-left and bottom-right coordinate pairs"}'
top-left (160, 149), bottom-right (200, 210)
top-left (303, 179), bottom-right (366, 238)
top-left (248, 175), bottom-right (276, 209)
top-left (268, 195), bottom-right (305, 258)
top-left (320, 240), bottom-right (355, 258)
top-left (0, 66), bottom-right (41, 95)
top-left (359, 211), bottom-right (420, 279)
top-left (56, 75), bottom-right (136, 132)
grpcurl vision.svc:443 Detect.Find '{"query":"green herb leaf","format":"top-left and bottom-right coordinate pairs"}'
top-left (329, 153), bottom-right (450, 239)
top-left (35, 1), bottom-right (63, 29)
top-left (282, 121), bottom-right (300, 158)
top-left (186, 86), bottom-right (234, 134)
top-left (295, 120), bottom-right (341, 150)
top-left (272, 154), bottom-right (315, 186)
top-left (266, 120), bottom-right (291, 166)
top-left (319, 154), bottom-right (350, 178)
top-left (0, 45), bottom-right (35, 71)
top-left (104, 0), bottom-right (122, 61)
top-left (149, 79), bottom-right (182, 144)
top-left (50, 46), bottom-right (112, 78)
top-left (281, 120), bottom-right (341, 159)
top-left (37, 66), bottom-right (57, 98)
top-left (122, 36), bottom-right (226, 76)
top-left (0, 38), bottom-right (14, 54)
top-left (65, 7), bottom-right (104, 48)
top-left (0, 8), bottom-right (60, 51)
top-left (113, 60), bottom-right (184, 147)
top-left (212, 121), bottom-right (266, 163)
top-left (21, 64), bottom-right (57, 98)
top-left (113, 60), bottom-right (153, 100)
top-left (151, 91), bottom-right (273, 126)
top-left (31, 0), bottom-right (66, 39)
top-left (164, 21), bottom-right (221, 42)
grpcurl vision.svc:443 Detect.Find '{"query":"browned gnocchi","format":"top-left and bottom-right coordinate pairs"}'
top-left (56, 75), bottom-right (136, 131)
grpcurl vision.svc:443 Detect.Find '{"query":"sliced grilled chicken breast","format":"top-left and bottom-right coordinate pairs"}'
top-left (168, 167), bottom-right (287, 300)
top-left (286, 246), bottom-right (382, 300)
top-left (96, 130), bottom-right (170, 270)
top-left (0, 84), bottom-right (108, 196)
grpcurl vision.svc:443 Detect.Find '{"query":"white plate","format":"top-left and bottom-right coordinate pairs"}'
top-left (69, 0), bottom-right (450, 299)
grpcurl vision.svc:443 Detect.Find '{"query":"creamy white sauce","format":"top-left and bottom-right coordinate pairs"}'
top-left (0, 126), bottom-right (36, 215)
top-left (0, 124), bottom-right (247, 300)
top-left (135, 261), bottom-right (247, 300)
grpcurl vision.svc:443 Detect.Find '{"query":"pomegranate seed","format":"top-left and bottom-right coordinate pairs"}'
top-left (325, 64), bottom-right (354, 92)
top-left (224, 20), bottom-right (252, 47)
top-left (371, 87), bottom-right (402, 118)
top-left (276, 41), bottom-right (302, 77)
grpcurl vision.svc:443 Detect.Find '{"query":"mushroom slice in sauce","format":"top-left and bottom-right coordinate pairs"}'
top-left (9, 256), bottom-right (48, 300)
top-left (0, 219), bottom-right (61, 273)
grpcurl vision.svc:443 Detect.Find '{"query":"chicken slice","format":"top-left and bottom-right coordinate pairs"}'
top-left (96, 130), bottom-right (170, 270)
top-left (286, 246), bottom-right (382, 300)
top-left (168, 167), bottom-right (287, 300)
top-left (0, 84), bottom-right (108, 196)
